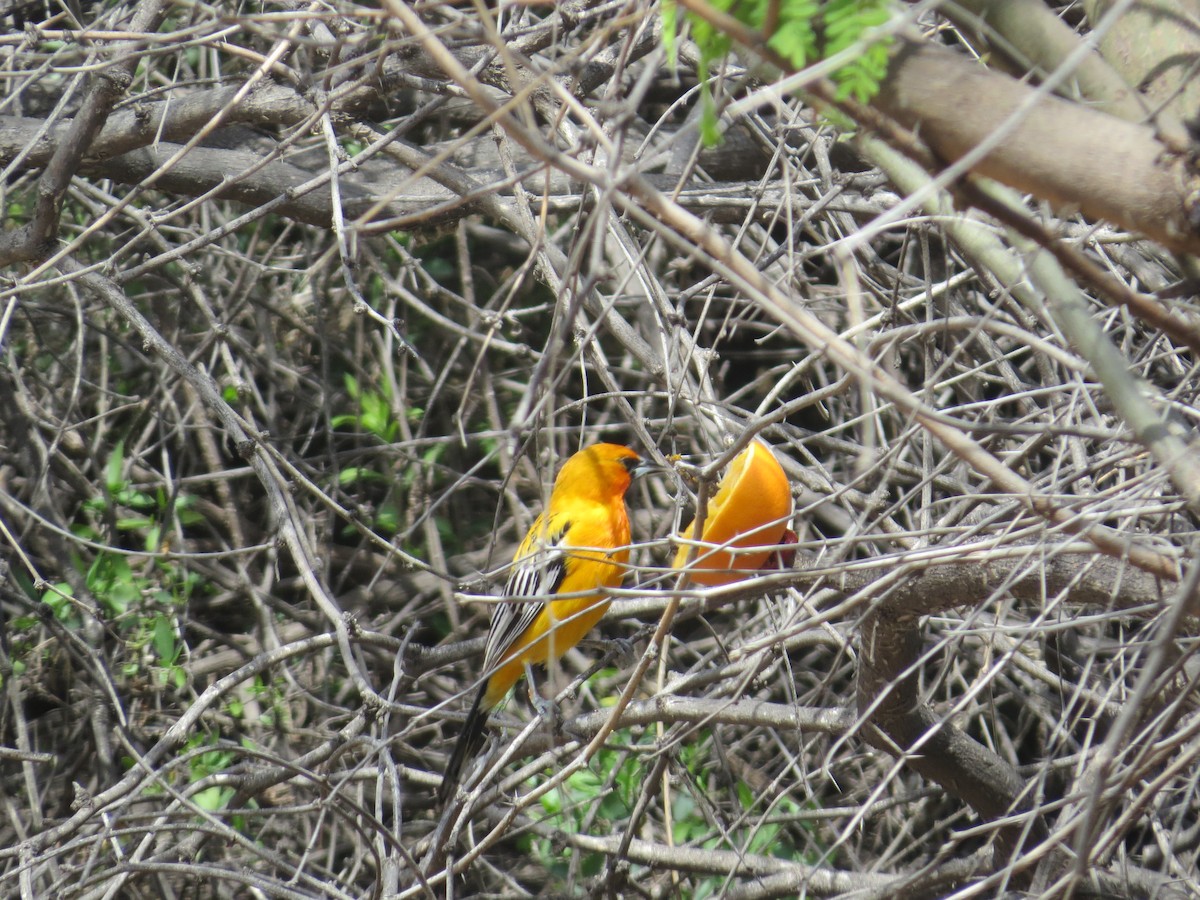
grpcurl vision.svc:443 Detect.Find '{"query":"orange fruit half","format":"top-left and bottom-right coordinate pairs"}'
top-left (673, 440), bottom-right (793, 586)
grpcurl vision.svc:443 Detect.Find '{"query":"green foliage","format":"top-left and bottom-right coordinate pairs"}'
top-left (663, 0), bottom-right (894, 144)
top-left (822, 0), bottom-right (892, 101)
top-left (12, 440), bottom-right (208, 688)
top-left (172, 733), bottom-right (246, 820)
top-left (767, 1), bottom-right (820, 68)
top-left (39, 582), bottom-right (79, 627)
top-left (524, 726), bottom-right (649, 883)
top-left (85, 553), bottom-right (195, 689)
top-left (333, 373), bottom-right (404, 535)
top-left (331, 373), bottom-right (457, 548)
top-left (25, 552), bottom-right (195, 690)
top-left (333, 373), bottom-right (403, 445)
top-left (518, 672), bottom-right (821, 894)
top-left (662, 0), bottom-right (679, 67)
top-left (672, 732), bottom-right (817, 860)
top-left (86, 552), bottom-right (141, 618)
top-left (81, 440), bottom-right (206, 551)
top-left (411, 233), bottom-right (458, 285)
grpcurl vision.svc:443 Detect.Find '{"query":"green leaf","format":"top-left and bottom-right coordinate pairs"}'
top-left (113, 488), bottom-right (155, 510)
top-left (597, 788), bottom-right (629, 820)
top-left (768, 18), bottom-right (817, 68)
top-left (192, 785), bottom-right (232, 812)
top-left (41, 582), bottom-right (75, 622)
top-left (700, 89), bottom-right (723, 147)
top-left (374, 502), bottom-right (399, 534)
top-left (667, 0), bottom-right (894, 128)
top-left (153, 615), bottom-right (178, 665)
top-left (106, 440), bottom-right (126, 495)
top-left (336, 467), bottom-right (386, 486)
top-left (116, 516), bottom-right (154, 532)
top-left (87, 554), bottom-right (140, 616)
top-left (539, 786), bottom-right (564, 816)
top-left (662, 0), bottom-right (678, 68)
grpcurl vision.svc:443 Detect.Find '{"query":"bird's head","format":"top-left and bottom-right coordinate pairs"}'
top-left (554, 443), bottom-right (642, 501)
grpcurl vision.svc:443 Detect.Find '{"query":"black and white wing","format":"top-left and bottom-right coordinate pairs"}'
top-left (480, 513), bottom-right (572, 672)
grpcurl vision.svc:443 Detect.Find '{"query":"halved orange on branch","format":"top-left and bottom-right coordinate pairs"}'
top-left (673, 439), bottom-right (793, 586)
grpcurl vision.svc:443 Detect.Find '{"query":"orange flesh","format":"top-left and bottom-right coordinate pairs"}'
top-left (674, 441), bottom-right (792, 586)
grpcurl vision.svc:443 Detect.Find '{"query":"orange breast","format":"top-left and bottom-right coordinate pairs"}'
top-left (483, 505), bottom-right (630, 708)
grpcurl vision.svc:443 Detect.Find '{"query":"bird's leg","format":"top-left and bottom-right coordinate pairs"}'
top-left (525, 662), bottom-right (556, 724)
top-left (524, 661), bottom-right (561, 735)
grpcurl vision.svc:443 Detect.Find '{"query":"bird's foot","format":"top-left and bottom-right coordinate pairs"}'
top-left (531, 692), bottom-right (562, 737)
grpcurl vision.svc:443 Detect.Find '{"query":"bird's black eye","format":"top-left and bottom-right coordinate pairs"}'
top-left (621, 454), bottom-right (640, 473)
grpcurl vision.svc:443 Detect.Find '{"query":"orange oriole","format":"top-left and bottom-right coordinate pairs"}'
top-left (439, 443), bottom-right (641, 804)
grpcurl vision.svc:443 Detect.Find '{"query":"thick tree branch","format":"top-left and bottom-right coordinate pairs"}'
top-left (872, 39), bottom-right (1200, 255)
top-left (0, 0), bottom-right (169, 266)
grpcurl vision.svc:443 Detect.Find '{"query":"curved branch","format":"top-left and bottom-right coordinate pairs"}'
top-left (857, 606), bottom-right (1044, 863)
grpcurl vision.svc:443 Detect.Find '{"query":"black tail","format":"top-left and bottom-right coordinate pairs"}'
top-left (438, 686), bottom-right (490, 805)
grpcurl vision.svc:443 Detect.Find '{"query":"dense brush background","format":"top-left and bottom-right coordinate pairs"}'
top-left (1, 1), bottom-right (1199, 897)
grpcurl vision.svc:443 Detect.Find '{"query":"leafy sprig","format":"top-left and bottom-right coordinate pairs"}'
top-left (664, 0), bottom-right (895, 143)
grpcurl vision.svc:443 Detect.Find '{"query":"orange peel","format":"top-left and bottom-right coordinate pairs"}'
top-left (673, 439), bottom-right (793, 586)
